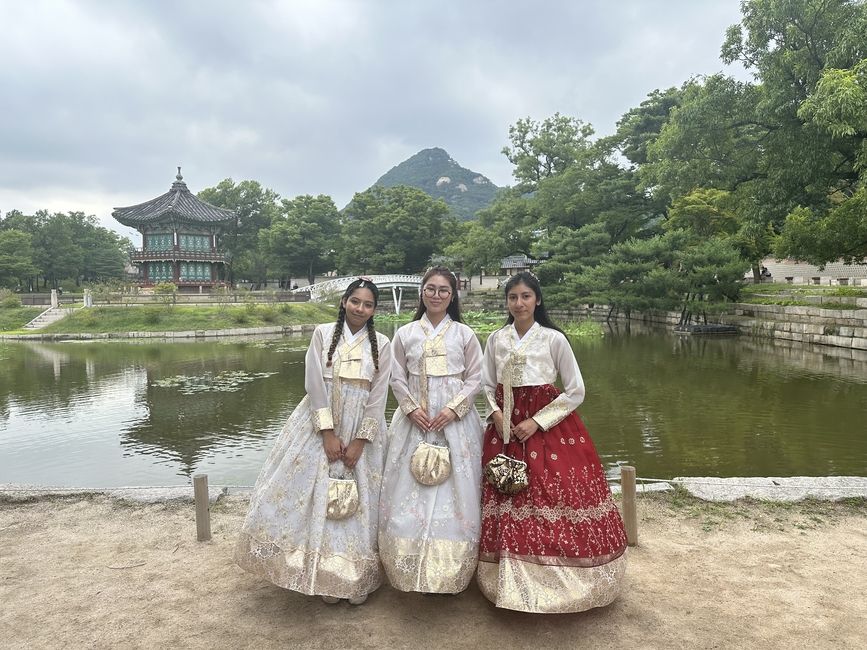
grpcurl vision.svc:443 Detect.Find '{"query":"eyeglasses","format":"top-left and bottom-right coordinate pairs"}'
top-left (422, 286), bottom-right (452, 298)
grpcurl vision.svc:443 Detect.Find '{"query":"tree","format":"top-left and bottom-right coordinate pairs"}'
top-left (501, 113), bottom-right (595, 192)
top-left (0, 230), bottom-right (37, 289)
top-left (532, 222), bottom-right (611, 298)
top-left (720, 0), bottom-right (867, 264)
top-left (31, 212), bottom-right (81, 289)
top-left (664, 188), bottom-right (739, 238)
top-left (564, 231), bottom-right (744, 322)
top-left (338, 186), bottom-right (450, 274)
top-left (260, 194), bottom-right (340, 285)
top-left (609, 86), bottom-right (684, 167)
top-left (198, 179), bottom-right (281, 285)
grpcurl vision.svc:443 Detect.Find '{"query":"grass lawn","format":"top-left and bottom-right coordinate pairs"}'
top-left (34, 302), bottom-right (337, 334)
top-left (0, 307), bottom-right (44, 331)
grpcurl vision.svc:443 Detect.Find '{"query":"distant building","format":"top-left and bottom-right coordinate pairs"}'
top-left (499, 253), bottom-right (540, 276)
top-left (112, 169), bottom-right (235, 291)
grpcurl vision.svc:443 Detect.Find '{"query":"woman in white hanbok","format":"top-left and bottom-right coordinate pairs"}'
top-left (235, 278), bottom-right (392, 605)
top-left (379, 266), bottom-right (484, 593)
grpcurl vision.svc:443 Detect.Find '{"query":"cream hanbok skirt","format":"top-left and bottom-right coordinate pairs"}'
top-left (235, 382), bottom-right (386, 599)
top-left (379, 374), bottom-right (483, 593)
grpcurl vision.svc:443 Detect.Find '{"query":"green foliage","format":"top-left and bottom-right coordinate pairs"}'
top-left (373, 148), bottom-right (501, 220)
top-left (774, 187), bottom-right (867, 264)
top-left (339, 185), bottom-right (451, 274)
top-left (0, 288), bottom-right (22, 308)
top-left (152, 282), bottom-right (178, 307)
top-left (0, 306), bottom-right (42, 331)
top-left (141, 307), bottom-right (162, 325)
top-left (502, 113), bottom-right (595, 192)
top-left (444, 193), bottom-right (536, 277)
top-left (259, 194), bottom-right (340, 285)
top-left (198, 179), bottom-right (281, 285)
top-left (0, 230), bottom-right (37, 289)
top-left (0, 210), bottom-right (127, 290)
top-left (563, 231), bottom-right (745, 320)
top-left (665, 189), bottom-right (739, 238)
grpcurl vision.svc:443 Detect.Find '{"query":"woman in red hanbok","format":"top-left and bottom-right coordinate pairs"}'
top-left (478, 272), bottom-right (627, 613)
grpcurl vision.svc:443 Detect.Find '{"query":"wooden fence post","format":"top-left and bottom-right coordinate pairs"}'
top-left (620, 465), bottom-right (638, 547)
top-left (194, 474), bottom-right (211, 542)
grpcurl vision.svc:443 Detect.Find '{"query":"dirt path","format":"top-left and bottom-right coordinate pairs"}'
top-left (1, 493), bottom-right (864, 649)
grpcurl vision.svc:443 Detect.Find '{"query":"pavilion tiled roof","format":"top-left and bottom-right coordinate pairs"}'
top-left (112, 168), bottom-right (236, 227)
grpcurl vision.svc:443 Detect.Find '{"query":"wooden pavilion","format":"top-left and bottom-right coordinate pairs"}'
top-left (113, 168), bottom-right (236, 291)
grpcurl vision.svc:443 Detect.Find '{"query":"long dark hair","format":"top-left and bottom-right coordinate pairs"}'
top-left (412, 265), bottom-right (463, 323)
top-left (503, 272), bottom-right (563, 334)
top-left (326, 278), bottom-right (381, 371)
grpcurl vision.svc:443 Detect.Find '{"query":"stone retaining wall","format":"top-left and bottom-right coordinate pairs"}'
top-left (722, 303), bottom-right (867, 353)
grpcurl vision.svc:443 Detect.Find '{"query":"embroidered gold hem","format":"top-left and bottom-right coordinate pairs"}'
top-left (477, 553), bottom-right (626, 613)
top-left (478, 547), bottom-right (626, 568)
top-left (380, 535), bottom-right (478, 594)
top-left (482, 495), bottom-right (618, 525)
top-left (235, 532), bottom-right (381, 599)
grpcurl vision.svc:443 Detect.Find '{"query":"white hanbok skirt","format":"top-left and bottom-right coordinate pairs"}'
top-left (379, 374), bottom-right (483, 593)
top-left (235, 382), bottom-right (386, 599)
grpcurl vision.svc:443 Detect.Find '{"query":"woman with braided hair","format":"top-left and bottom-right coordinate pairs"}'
top-left (379, 266), bottom-right (484, 594)
top-left (236, 278), bottom-right (392, 605)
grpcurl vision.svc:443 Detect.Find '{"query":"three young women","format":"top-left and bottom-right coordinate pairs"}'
top-left (379, 266), bottom-right (484, 593)
top-left (237, 270), bottom-right (625, 613)
top-left (235, 278), bottom-right (391, 605)
top-left (477, 271), bottom-right (627, 613)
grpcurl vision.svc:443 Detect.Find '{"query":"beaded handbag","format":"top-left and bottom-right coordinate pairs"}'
top-left (484, 444), bottom-right (529, 495)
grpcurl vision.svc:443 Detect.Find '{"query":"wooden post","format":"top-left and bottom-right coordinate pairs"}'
top-left (620, 465), bottom-right (638, 547)
top-left (193, 474), bottom-right (211, 542)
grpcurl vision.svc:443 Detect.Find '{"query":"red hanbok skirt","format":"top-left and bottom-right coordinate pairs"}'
top-left (477, 384), bottom-right (627, 613)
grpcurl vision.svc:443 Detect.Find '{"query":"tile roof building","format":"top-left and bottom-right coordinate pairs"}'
top-left (113, 169), bottom-right (236, 291)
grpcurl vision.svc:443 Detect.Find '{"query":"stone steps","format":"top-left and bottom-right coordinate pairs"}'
top-left (23, 307), bottom-right (75, 329)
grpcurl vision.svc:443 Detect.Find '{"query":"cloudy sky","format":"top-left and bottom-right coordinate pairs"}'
top-left (1, 1), bottom-right (749, 243)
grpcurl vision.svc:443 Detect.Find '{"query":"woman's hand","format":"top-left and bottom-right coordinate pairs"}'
top-left (512, 418), bottom-right (540, 442)
top-left (342, 439), bottom-right (366, 469)
top-left (408, 407), bottom-right (432, 432)
top-left (428, 406), bottom-right (458, 432)
top-left (491, 411), bottom-right (504, 438)
top-left (322, 429), bottom-right (343, 462)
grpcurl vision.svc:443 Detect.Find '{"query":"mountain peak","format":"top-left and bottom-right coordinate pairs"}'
top-left (373, 148), bottom-right (500, 220)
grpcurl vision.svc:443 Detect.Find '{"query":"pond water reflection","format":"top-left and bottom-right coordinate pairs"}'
top-left (1, 326), bottom-right (865, 488)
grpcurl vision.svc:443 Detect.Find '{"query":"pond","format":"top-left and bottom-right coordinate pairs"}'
top-left (1, 326), bottom-right (865, 488)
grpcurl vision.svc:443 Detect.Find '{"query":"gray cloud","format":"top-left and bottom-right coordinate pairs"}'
top-left (1, 0), bottom-right (748, 240)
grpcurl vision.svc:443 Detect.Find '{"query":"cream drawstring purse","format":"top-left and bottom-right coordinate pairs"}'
top-left (410, 430), bottom-right (451, 486)
top-left (326, 469), bottom-right (360, 520)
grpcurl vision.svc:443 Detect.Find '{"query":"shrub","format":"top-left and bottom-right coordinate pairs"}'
top-left (259, 306), bottom-right (279, 323)
top-left (230, 308), bottom-right (250, 324)
top-left (0, 289), bottom-right (22, 308)
top-left (141, 307), bottom-right (162, 325)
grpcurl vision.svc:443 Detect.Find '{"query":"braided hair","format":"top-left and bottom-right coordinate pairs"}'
top-left (503, 271), bottom-right (564, 334)
top-left (411, 265), bottom-right (464, 323)
top-left (326, 278), bottom-right (381, 371)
